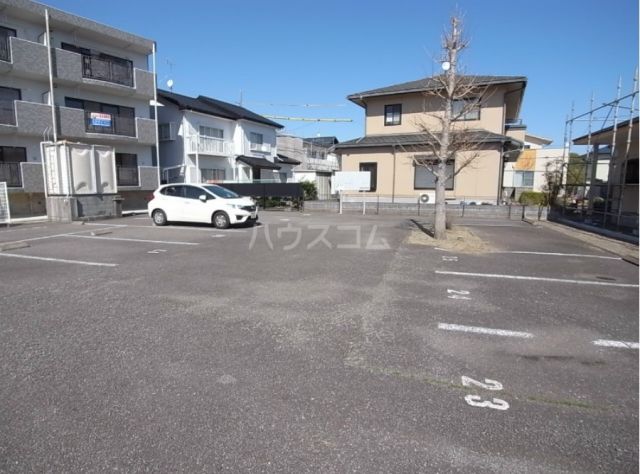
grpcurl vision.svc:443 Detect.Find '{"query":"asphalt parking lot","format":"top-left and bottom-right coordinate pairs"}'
top-left (0, 211), bottom-right (638, 472)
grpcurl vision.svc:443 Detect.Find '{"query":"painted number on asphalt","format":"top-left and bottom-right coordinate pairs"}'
top-left (147, 249), bottom-right (167, 254)
top-left (461, 375), bottom-right (509, 411)
top-left (447, 289), bottom-right (471, 300)
top-left (442, 256), bottom-right (459, 262)
top-left (461, 376), bottom-right (503, 391)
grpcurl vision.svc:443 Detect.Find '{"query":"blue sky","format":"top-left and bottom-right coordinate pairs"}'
top-left (47, 0), bottom-right (638, 146)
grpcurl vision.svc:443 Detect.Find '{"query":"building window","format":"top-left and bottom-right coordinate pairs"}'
top-left (452, 98), bottom-right (480, 121)
top-left (384, 104), bottom-right (402, 126)
top-left (61, 42), bottom-right (133, 87)
top-left (624, 159), bottom-right (639, 184)
top-left (159, 123), bottom-right (177, 141)
top-left (199, 126), bottom-right (223, 139)
top-left (201, 168), bottom-right (226, 183)
top-left (65, 97), bottom-right (135, 136)
top-left (0, 25), bottom-right (17, 62)
top-left (359, 162), bottom-right (377, 192)
top-left (0, 146), bottom-right (26, 187)
top-left (514, 170), bottom-right (534, 187)
top-left (0, 86), bottom-right (20, 125)
top-left (414, 158), bottom-right (454, 190)
top-left (115, 153), bottom-right (139, 186)
top-left (249, 132), bottom-right (263, 144)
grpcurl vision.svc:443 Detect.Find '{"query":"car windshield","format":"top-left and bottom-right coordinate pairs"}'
top-left (202, 185), bottom-right (240, 199)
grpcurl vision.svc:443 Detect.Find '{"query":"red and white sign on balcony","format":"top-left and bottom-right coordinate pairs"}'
top-left (90, 112), bottom-right (112, 127)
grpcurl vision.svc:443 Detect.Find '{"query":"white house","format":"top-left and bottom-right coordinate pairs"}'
top-left (276, 134), bottom-right (340, 199)
top-left (156, 90), bottom-right (288, 184)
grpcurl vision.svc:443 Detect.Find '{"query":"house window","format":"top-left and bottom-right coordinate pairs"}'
top-left (159, 123), bottom-right (176, 141)
top-left (199, 126), bottom-right (223, 139)
top-left (514, 170), bottom-right (534, 187)
top-left (359, 162), bottom-right (377, 192)
top-left (414, 158), bottom-right (454, 190)
top-left (201, 168), bottom-right (226, 182)
top-left (0, 25), bottom-right (17, 62)
top-left (452, 98), bottom-right (480, 121)
top-left (384, 104), bottom-right (402, 126)
top-left (624, 159), bottom-right (639, 184)
top-left (0, 86), bottom-right (20, 125)
top-left (249, 132), bottom-right (263, 144)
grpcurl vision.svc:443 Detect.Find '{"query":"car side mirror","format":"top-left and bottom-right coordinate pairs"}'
top-left (199, 194), bottom-right (208, 202)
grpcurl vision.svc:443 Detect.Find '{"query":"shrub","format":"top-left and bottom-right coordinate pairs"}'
top-left (518, 191), bottom-right (548, 206)
top-left (300, 181), bottom-right (318, 201)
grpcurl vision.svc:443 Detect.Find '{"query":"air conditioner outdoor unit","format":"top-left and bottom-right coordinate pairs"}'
top-left (418, 192), bottom-right (435, 204)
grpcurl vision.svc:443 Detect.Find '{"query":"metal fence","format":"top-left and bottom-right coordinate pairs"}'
top-left (116, 166), bottom-right (139, 186)
top-left (82, 55), bottom-right (134, 87)
top-left (84, 110), bottom-right (135, 137)
top-left (551, 183), bottom-right (639, 235)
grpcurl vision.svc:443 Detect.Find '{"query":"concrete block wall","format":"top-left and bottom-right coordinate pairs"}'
top-left (75, 195), bottom-right (121, 218)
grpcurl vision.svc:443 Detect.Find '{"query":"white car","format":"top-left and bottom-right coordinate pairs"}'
top-left (148, 184), bottom-right (258, 229)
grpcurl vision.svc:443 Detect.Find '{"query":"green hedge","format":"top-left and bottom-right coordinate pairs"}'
top-left (518, 191), bottom-right (548, 206)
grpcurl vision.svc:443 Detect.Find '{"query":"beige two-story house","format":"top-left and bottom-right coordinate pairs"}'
top-left (335, 75), bottom-right (527, 203)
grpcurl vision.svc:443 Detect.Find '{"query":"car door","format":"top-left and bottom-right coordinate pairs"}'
top-left (183, 185), bottom-right (212, 223)
top-left (160, 185), bottom-right (188, 221)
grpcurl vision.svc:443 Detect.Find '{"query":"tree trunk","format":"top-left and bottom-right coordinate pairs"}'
top-left (434, 176), bottom-right (447, 239)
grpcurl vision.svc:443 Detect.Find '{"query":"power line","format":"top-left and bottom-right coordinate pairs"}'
top-left (263, 115), bottom-right (352, 122)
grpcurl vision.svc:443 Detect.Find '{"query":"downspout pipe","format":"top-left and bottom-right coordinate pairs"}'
top-left (152, 41), bottom-right (161, 186)
top-left (45, 9), bottom-right (58, 142)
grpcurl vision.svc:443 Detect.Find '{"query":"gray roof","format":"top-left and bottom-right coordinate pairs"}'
top-left (276, 154), bottom-right (301, 165)
top-left (573, 116), bottom-right (639, 144)
top-left (236, 156), bottom-right (280, 170)
top-left (347, 75), bottom-right (527, 106)
top-left (2, 0), bottom-right (154, 53)
top-left (334, 131), bottom-right (521, 150)
top-left (159, 90), bottom-right (283, 129)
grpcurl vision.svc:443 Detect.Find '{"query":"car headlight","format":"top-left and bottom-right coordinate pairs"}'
top-left (229, 204), bottom-right (242, 209)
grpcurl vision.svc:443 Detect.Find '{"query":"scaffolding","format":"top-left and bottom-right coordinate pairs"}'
top-left (555, 69), bottom-right (639, 236)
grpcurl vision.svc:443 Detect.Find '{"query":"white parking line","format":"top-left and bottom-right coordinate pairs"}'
top-left (438, 323), bottom-right (534, 338)
top-left (84, 223), bottom-right (230, 233)
top-left (65, 235), bottom-right (199, 245)
top-left (462, 224), bottom-right (524, 227)
top-left (593, 339), bottom-right (639, 349)
top-left (435, 270), bottom-right (639, 288)
top-left (495, 251), bottom-right (621, 260)
top-left (0, 252), bottom-right (117, 267)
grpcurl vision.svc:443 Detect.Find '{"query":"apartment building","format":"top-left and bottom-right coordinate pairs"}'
top-left (0, 0), bottom-right (157, 216)
top-left (335, 75), bottom-right (527, 203)
top-left (156, 90), bottom-right (286, 184)
top-left (277, 134), bottom-right (340, 199)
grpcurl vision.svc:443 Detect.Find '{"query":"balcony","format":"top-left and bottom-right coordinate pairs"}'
top-left (188, 136), bottom-right (234, 156)
top-left (303, 157), bottom-right (340, 172)
top-left (250, 142), bottom-right (272, 153)
top-left (0, 100), bottom-right (53, 136)
top-left (58, 107), bottom-right (156, 145)
top-left (0, 37), bottom-right (154, 98)
top-left (0, 162), bottom-right (44, 191)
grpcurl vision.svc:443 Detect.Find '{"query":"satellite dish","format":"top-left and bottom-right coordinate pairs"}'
top-left (441, 61), bottom-right (451, 71)
top-left (166, 79), bottom-right (174, 90)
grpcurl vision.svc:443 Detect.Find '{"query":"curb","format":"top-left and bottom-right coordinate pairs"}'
top-left (0, 241), bottom-right (30, 252)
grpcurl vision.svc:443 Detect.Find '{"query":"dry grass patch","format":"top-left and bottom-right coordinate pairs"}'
top-left (406, 225), bottom-right (494, 254)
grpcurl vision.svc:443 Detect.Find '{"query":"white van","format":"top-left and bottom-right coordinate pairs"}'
top-left (148, 184), bottom-right (258, 229)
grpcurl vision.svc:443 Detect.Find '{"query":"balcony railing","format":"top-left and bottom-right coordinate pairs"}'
top-left (250, 142), bottom-right (271, 153)
top-left (0, 162), bottom-right (22, 187)
top-left (84, 110), bottom-right (136, 137)
top-left (81, 55), bottom-right (133, 87)
top-left (188, 136), bottom-right (234, 155)
top-left (116, 166), bottom-right (139, 186)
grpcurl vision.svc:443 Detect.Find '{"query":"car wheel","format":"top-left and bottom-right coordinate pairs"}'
top-left (152, 209), bottom-right (168, 226)
top-left (213, 211), bottom-right (230, 229)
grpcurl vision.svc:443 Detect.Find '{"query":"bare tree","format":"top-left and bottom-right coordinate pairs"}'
top-left (408, 16), bottom-right (492, 239)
